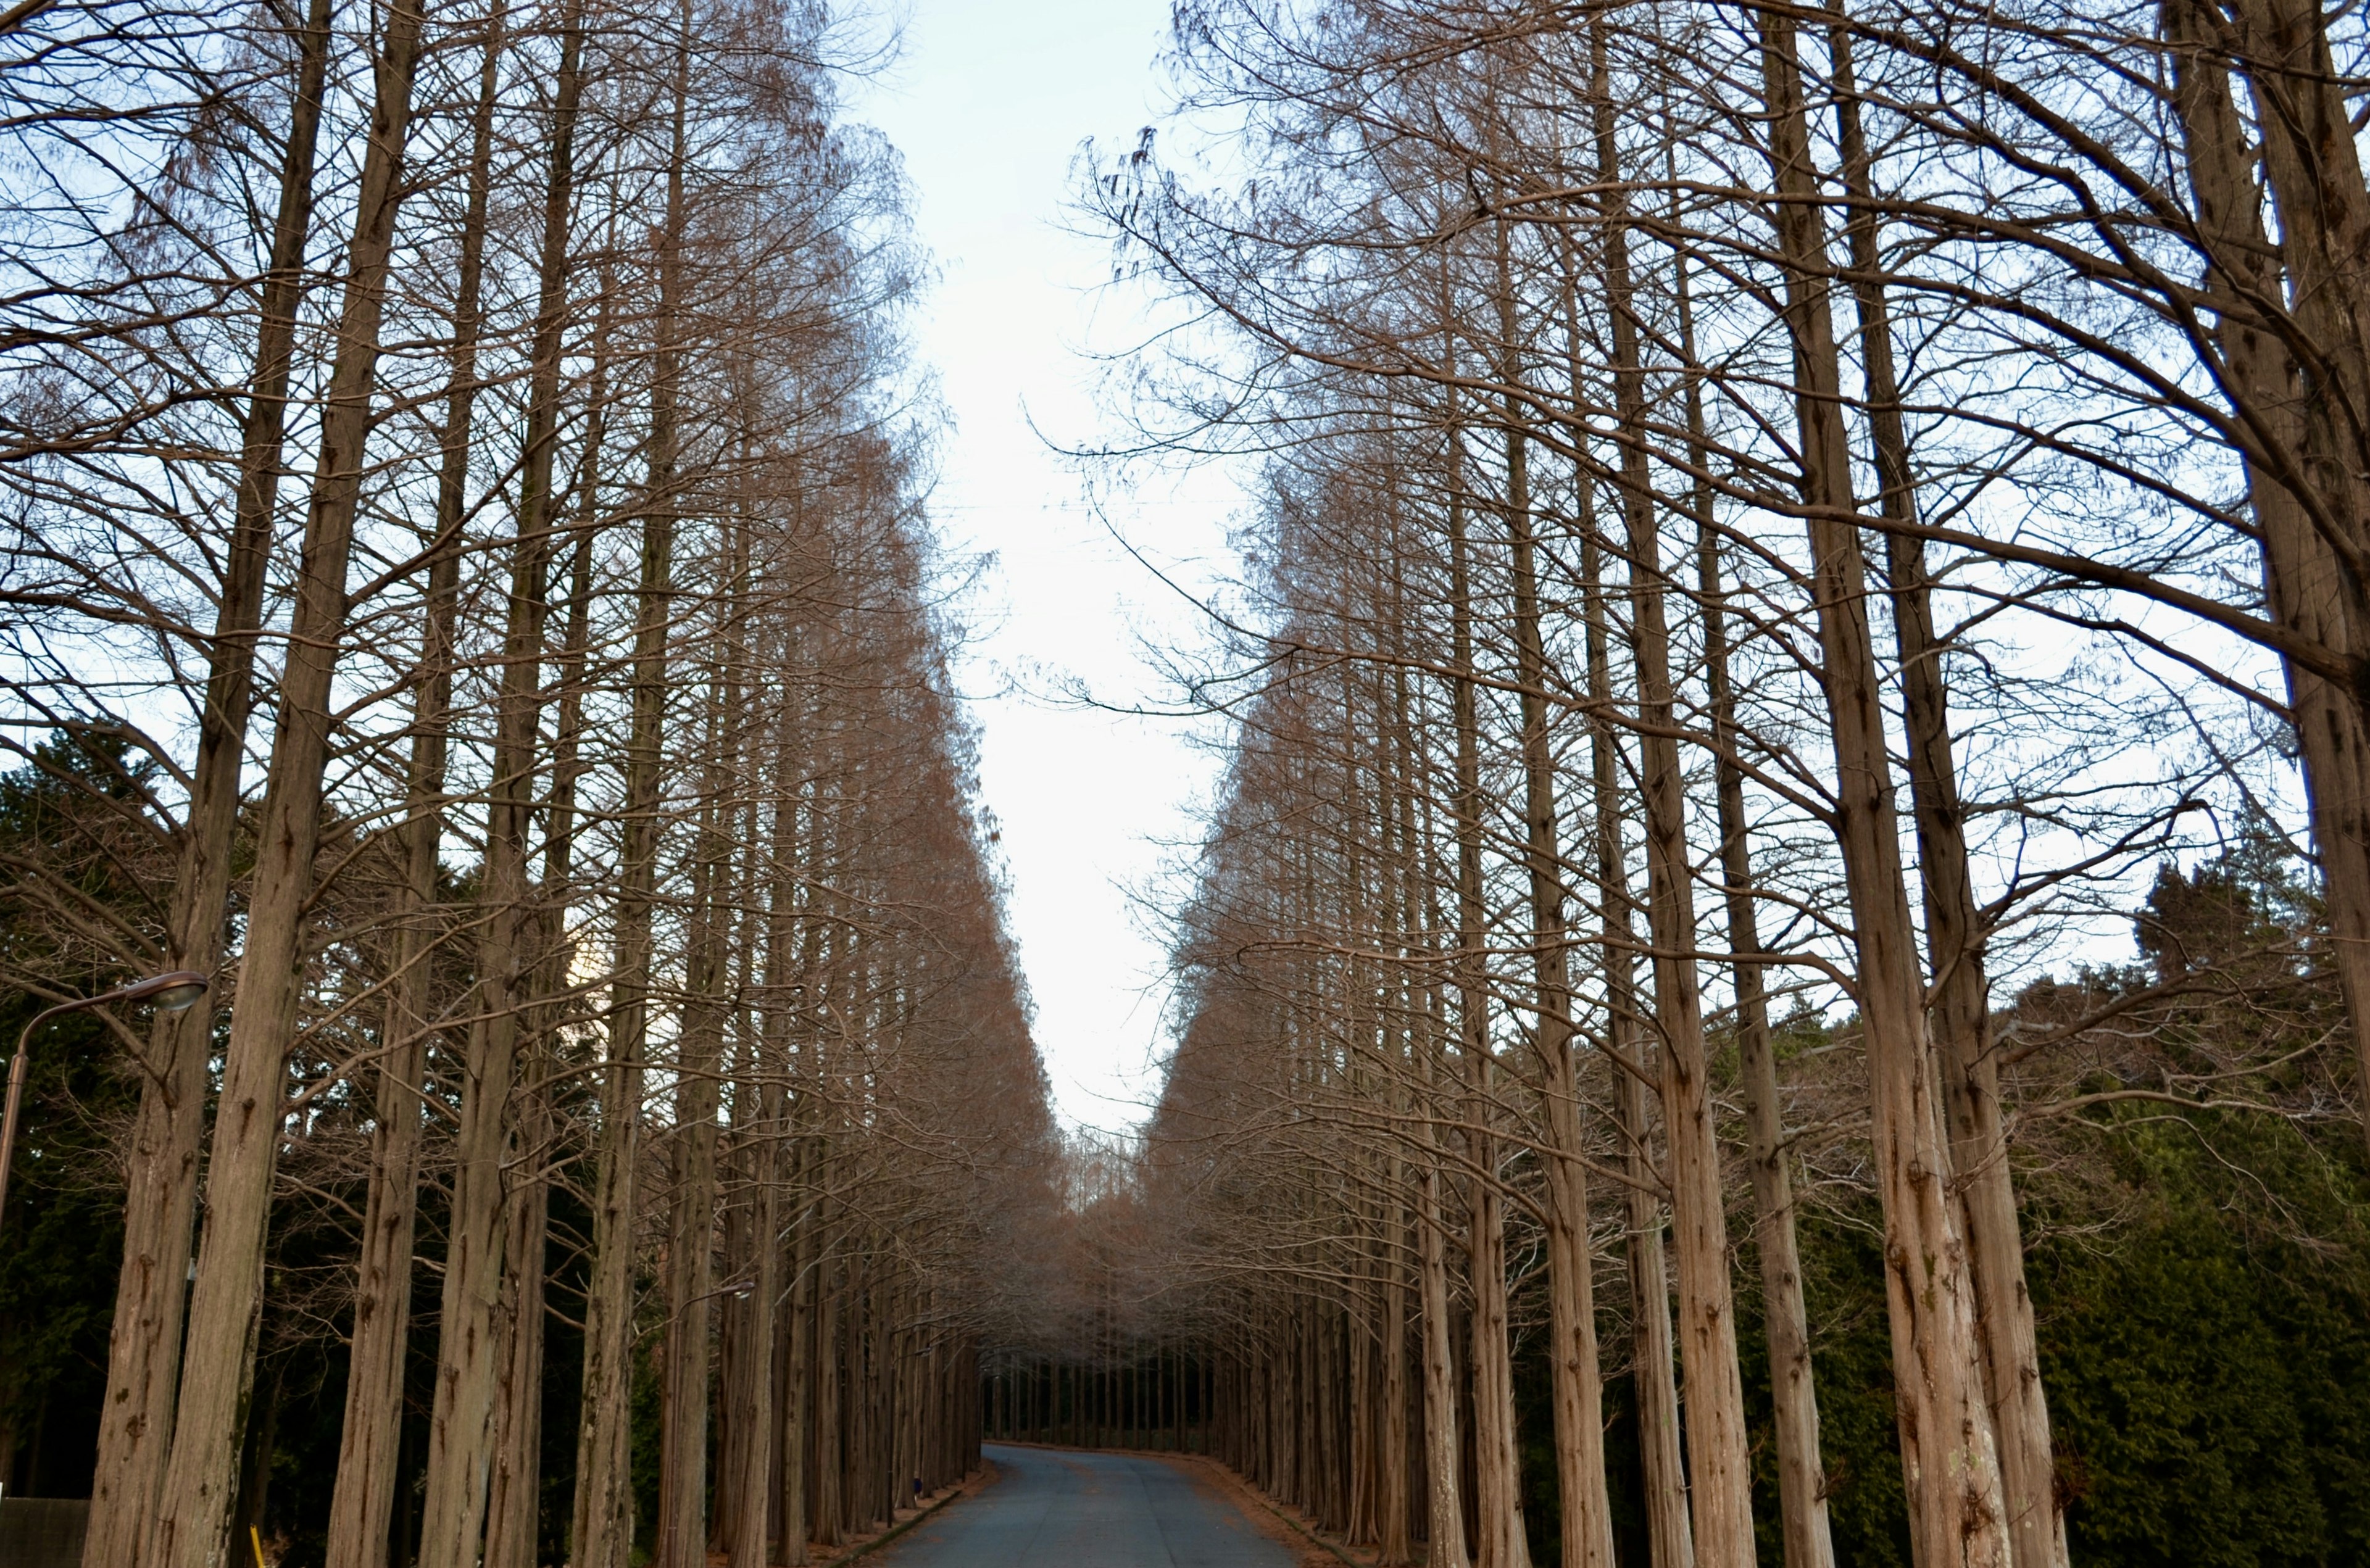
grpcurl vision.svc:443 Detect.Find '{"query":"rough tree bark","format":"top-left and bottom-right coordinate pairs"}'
top-left (483, 1081), bottom-right (552, 1568)
top-left (415, 15), bottom-right (536, 1561)
top-left (1416, 1076), bottom-right (1470, 1568)
top-left (571, 12), bottom-right (692, 1548)
top-left (656, 672), bottom-right (733, 1566)
top-left (1675, 241), bottom-right (1836, 1568)
top-left (82, 6), bottom-right (332, 1559)
top-left (319, 9), bottom-right (509, 1558)
top-left (2213, 0), bottom-right (2370, 1160)
top-left (152, 3), bottom-right (431, 1559)
top-left (1446, 380), bottom-right (1531, 1568)
top-left (478, 14), bottom-right (595, 1554)
top-left (1582, 71), bottom-right (1758, 1560)
top-left (1752, 8), bottom-right (2011, 1563)
top-left (1496, 234), bottom-right (1617, 1568)
top-left (1824, 19), bottom-right (2064, 1564)
top-left (1580, 481), bottom-right (1694, 1568)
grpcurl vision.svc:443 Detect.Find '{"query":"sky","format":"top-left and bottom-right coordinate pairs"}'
top-left (844, 0), bottom-right (1242, 1134)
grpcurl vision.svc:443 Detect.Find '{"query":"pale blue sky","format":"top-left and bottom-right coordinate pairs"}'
top-left (849, 0), bottom-right (1239, 1132)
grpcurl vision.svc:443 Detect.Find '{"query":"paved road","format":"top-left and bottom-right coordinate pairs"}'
top-left (875, 1445), bottom-right (1300, 1567)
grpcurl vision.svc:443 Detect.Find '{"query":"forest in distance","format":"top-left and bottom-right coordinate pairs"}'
top-left (1, 0), bottom-right (2369, 1564)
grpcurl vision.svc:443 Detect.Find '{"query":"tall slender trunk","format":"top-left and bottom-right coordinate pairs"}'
top-left (778, 795), bottom-right (822, 1564)
top-left (663, 518), bottom-right (755, 1562)
top-left (726, 802), bottom-right (789, 1568)
top-left (1752, 12), bottom-right (2010, 1563)
top-left (1273, 1300), bottom-right (1297, 1501)
top-left (320, 3), bottom-right (497, 1539)
top-left (480, 12), bottom-right (601, 1558)
top-left (415, 17), bottom-right (534, 1562)
top-left (490, 83), bottom-right (597, 1548)
top-left (2213, 0), bottom-right (2370, 1159)
top-left (1416, 1084), bottom-right (1470, 1568)
top-left (813, 1212), bottom-right (845, 1545)
top-left (1445, 382), bottom-right (1530, 1568)
top-left (573, 12), bottom-right (690, 1561)
top-left (1580, 479), bottom-right (1693, 1568)
top-left (83, 8), bottom-right (332, 1561)
top-left (1821, 19), bottom-right (2063, 1566)
top-left (1494, 231), bottom-right (1616, 1568)
top-left (1412, 837), bottom-right (1469, 1565)
top-left (568, 969), bottom-right (646, 1568)
top-left (1378, 1209), bottom-right (1412, 1566)
top-left (555, 399), bottom-right (629, 1548)
top-left (657, 666), bottom-right (736, 1567)
top-left (1674, 241), bottom-right (1835, 1568)
top-left (643, 28), bottom-right (709, 1562)
top-left (1584, 68), bottom-right (1757, 1562)
top-left (322, 566), bottom-right (455, 1568)
top-left (1701, 531), bottom-right (1833, 1568)
top-left (847, 1264), bottom-right (875, 1527)
top-left (154, 4), bottom-right (430, 1559)
top-left (1378, 635), bottom-right (1422, 1568)
top-left (483, 1081), bottom-right (552, 1568)
top-left (715, 1068), bottom-right (773, 1566)
top-left (780, 1137), bottom-right (816, 1564)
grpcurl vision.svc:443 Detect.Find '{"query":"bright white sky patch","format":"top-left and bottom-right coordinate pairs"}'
top-left (847, 0), bottom-right (1239, 1134)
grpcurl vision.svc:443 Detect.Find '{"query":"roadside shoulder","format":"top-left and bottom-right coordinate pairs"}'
top-left (813, 1460), bottom-right (1000, 1564)
top-left (1145, 1451), bottom-right (1375, 1568)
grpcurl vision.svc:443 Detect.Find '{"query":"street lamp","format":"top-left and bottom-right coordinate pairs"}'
top-left (0, 969), bottom-right (209, 1234)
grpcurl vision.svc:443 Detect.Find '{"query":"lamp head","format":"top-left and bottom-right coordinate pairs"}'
top-left (127, 971), bottom-right (210, 1013)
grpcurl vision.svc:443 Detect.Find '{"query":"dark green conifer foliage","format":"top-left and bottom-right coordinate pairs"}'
top-left (0, 731), bottom-right (164, 1499)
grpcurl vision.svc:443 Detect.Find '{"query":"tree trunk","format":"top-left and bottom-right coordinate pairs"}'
top-left (778, 1136), bottom-right (815, 1565)
top-left (483, 1081), bottom-right (552, 1568)
top-left (1679, 243), bottom-right (1836, 1568)
top-left (82, 7), bottom-right (332, 1560)
top-left (568, 1019), bottom-right (643, 1568)
top-left (1496, 233), bottom-right (1617, 1568)
top-left (658, 645), bottom-right (738, 1566)
top-left (1822, 19), bottom-right (2064, 1564)
top-left (153, 4), bottom-right (430, 1559)
top-left (1752, 12), bottom-right (2011, 1564)
top-left (1416, 1140), bottom-right (1470, 1568)
top-left (1441, 347), bottom-right (1530, 1568)
top-left (1378, 1214), bottom-right (1413, 1566)
top-left (813, 1242), bottom-right (844, 1546)
top-left (728, 1045), bottom-right (782, 1564)
top-left (1378, 642), bottom-right (1423, 1568)
top-left (489, 37), bottom-right (596, 1549)
top-left (320, 249), bottom-right (468, 1568)
top-left (572, 10), bottom-right (689, 1559)
top-left (230, 1358), bottom-right (283, 1550)
top-left (1581, 483), bottom-right (1694, 1568)
top-left (1581, 85), bottom-right (1758, 1556)
top-left (2216, 0), bottom-right (2370, 1164)
top-left (415, 17), bottom-right (530, 1562)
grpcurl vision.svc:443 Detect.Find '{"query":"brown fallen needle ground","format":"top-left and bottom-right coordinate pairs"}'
top-left (795, 1460), bottom-right (1003, 1566)
top-left (1149, 1451), bottom-right (1381, 1568)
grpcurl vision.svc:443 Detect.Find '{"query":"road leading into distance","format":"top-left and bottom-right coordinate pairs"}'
top-left (875, 1444), bottom-right (1302, 1567)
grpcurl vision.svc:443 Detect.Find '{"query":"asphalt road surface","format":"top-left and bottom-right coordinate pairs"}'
top-left (873, 1445), bottom-right (1301, 1567)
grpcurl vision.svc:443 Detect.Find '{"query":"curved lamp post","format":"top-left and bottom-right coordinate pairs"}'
top-left (0, 969), bottom-right (209, 1234)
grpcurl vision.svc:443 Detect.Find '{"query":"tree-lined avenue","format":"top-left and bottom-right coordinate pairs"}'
top-left (2, 0), bottom-right (2369, 1564)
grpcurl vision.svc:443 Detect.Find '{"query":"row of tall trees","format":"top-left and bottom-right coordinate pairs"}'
top-left (0, 0), bottom-right (1058, 1563)
top-left (977, 1134), bottom-right (1216, 1454)
top-left (1084, 1), bottom-right (2370, 1566)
